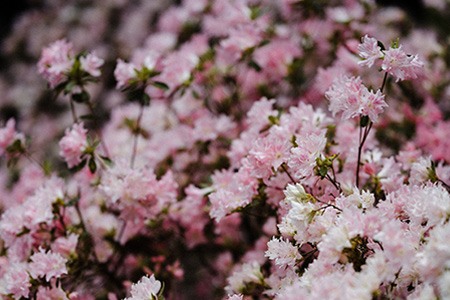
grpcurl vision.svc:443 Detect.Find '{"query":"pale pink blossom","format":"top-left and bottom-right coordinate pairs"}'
top-left (80, 52), bottom-right (104, 77)
top-left (381, 46), bottom-right (424, 82)
top-left (253, 39), bottom-right (301, 79)
top-left (357, 35), bottom-right (383, 68)
top-left (114, 59), bottom-right (137, 89)
top-left (225, 261), bottom-right (264, 294)
top-left (245, 97), bottom-right (277, 132)
top-left (51, 234), bottom-right (79, 258)
top-left (0, 262), bottom-right (31, 299)
top-left (325, 76), bottom-right (387, 122)
top-left (265, 237), bottom-right (301, 268)
top-left (0, 118), bottom-right (24, 156)
top-left (37, 39), bottom-right (75, 88)
top-left (59, 122), bottom-right (88, 168)
top-left (409, 156), bottom-right (433, 185)
top-left (243, 127), bottom-right (292, 179)
top-left (125, 274), bottom-right (162, 300)
top-left (317, 225), bottom-right (352, 265)
top-left (219, 23), bottom-right (263, 63)
top-left (192, 114), bottom-right (236, 142)
top-left (37, 285), bottom-right (69, 300)
top-left (29, 249), bottom-right (68, 281)
top-left (209, 168), bottom-right (258, 222)
top-left (226, 294), bottom-right (244, 300)
top-left (287, 132), bottom-right (327, 179)
top-left (415, 120), bottom-right (450, 162)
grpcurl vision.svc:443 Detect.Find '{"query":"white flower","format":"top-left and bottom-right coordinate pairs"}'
top-left (126, 274), bottom-right (162, 300)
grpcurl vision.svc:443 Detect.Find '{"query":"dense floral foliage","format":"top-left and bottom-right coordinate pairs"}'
top-left (0, 0), bottom-right (450, 299)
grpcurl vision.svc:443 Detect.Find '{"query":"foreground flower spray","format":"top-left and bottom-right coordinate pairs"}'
top-left (0, 0), bottom-right (449, 299)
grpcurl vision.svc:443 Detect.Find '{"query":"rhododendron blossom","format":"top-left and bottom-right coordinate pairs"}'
top-left (79, 52), bottom-right (104, 77)
top-left (357, 35), bottom-right (383, 68)
top-left (37, 39), bottom-right (75, 88)
top-left (265, 237), bottom-right (301, 268)
top-left (0, 118), bottom-right (24, 156)
top-left (325, 76), bottom-right (387, 122)
top-left (382, 46), bottom-right (424, 82)
top-left (0, 0), bottom-right (449, 299)
top-left (59, 122), bottom-right (88, 168)
top-left (125, 274), bottom-right (162, 300)
top-left (29, 249), bottom-right (68, 281)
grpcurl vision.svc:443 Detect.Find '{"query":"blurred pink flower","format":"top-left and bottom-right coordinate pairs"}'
top-left (59, 122), bottom-right (88, 168)
top-left (29, 248), bottom-right (68, 281)
top-left (80, 52), bottom-right (104, 77)
top-left (0, 118), bottom-right (24, 156)
top-left (37, 39), bottom-right (74, 88)
top-left (125, 274), bottom-right (162, 300)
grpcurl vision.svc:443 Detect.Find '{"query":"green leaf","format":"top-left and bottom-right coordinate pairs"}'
top-left (80, 114), bottom-right (95, 120)
top-left (100, 155), bottom-right (113, 167)
top-left (6, 139), bottom-right (24, 154)
top-left (360, 115), bottom-right (370, 128)
top-left (88, 157), bottom-right (97, 173)
top-left (151, 81), bottom-right (170, 91)
top-left (268, 115), bottom-right (279, 125)
top-left (63, 81), bottom-right (76, 94)
top-left (70, 158), bottom-right (87, 172)
top-left (248, 60), bottom-right (262, 72)
top-left (72, 90), bottom-right (90, 103)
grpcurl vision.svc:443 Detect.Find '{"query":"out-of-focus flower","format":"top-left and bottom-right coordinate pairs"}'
top-left (125, 274), bottom-right (162, 300)
top-left (37, 39), bottom-right (75, 88)
top-left (59, 122), bottom-right (88, 168)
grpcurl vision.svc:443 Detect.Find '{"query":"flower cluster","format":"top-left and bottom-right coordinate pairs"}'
top-left (0, 0), bottom-right (449, 299)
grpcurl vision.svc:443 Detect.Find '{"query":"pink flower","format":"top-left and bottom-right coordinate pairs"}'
top-left (59, 122), bottom-right (88, 168)
top-left (325, 76), bottom-right (387, 122)
top-left (0, 262), bottom-right (31, 299)
top-left (357, 35), bottom-right (383, 68)
top-left (51, 234), bottom-right (79, 258)
top-left (209, 168), bottom-right (258, 222)
top-left (80, 52), bottom-right (104, 77)
top-left (37, 285), bottom-right (69, 300)
top-left (243, 127), bottom-right (292, 179)
top-left (125, 274), bottom-right (162, 300)
top-left (287, 132), bottom-right (327, 179)
top-left (37, 39), bottom-right (75, 88)
top-left (227, 294), bottom-right (244, 300)
top-left (265, 237), bottom-right (301, 268)
top-left (114, 59), bottom-right (137, 89)
top-left (381, 46), bottom-right (424, 82)
top-left (253, 39), bottom-right (301, 79)
top-left (29, 249), bottom-right (68, 281)
top-left (0, 118), bottom-right (24, 156)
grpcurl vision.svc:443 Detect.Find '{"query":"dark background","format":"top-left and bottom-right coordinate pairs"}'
top-left (0, 0), bottom-right (428, 42)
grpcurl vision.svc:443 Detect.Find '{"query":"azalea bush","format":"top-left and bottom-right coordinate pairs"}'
top-left (0, 0), bottom-right (450, 299)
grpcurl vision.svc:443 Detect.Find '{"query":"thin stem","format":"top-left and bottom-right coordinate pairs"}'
top-left (116, 220), bottom-right (127, 244)
top-left (356, 119), bottom-right (373, 188)
top-left (316, 198), bottom-right (342, 212)
top-left (86, 99), bottom-right (110, 158)
top-left (355, 72), bottom-right (388, 188)
top-left (24, 151), bottom-right (47, 173)
top-left (130, 103), bottom-right (145, 169)
top-left (75, 200), bottom-right (100, 263)
top-left (380, 72), bottom-right (389, 93)
top-left (325, 173), bottom-right (341, 192)
top-left (70, 99), bottom-right (78, 123)
top-left (281, 163), bottom-right (296, 184)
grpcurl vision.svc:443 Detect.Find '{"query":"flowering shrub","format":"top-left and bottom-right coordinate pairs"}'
top-left (0, 0), bottom-right (450, 299)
